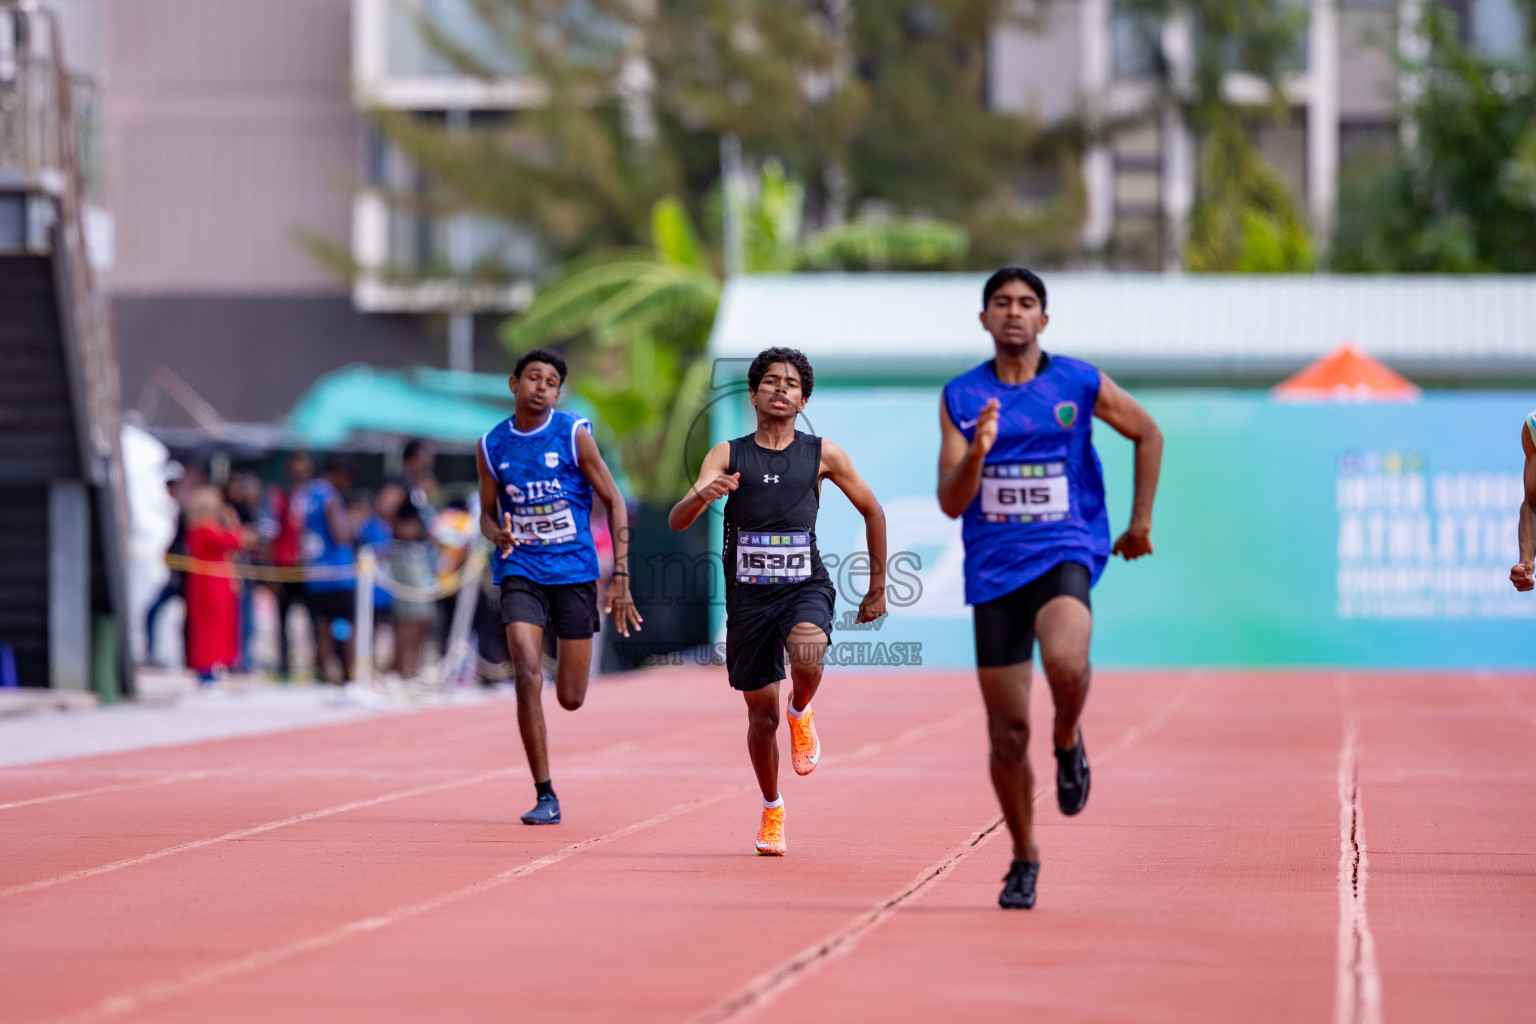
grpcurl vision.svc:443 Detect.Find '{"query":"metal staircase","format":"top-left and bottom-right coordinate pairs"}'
top-left (0, 1), bottom-right (131, 694)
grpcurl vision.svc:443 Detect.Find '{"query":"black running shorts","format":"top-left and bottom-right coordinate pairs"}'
top-left (725, 580), bottom-right (836, 692)
top-left (305, 588), bottom-right (355, 623)
top-left (499, 575), bottom-right (601, 640)
top-left (972, 561), bottom-right (1091, 668)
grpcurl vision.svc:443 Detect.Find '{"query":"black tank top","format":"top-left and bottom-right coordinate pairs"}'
top-left (722, 431), bottom-right (829, 599)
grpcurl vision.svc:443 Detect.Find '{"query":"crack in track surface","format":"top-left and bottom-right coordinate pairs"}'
top-left (1334, 718), bottom-right (1381, 1024)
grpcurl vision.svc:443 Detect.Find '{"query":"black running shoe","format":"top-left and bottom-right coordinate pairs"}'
top-left (520, 793), bottom-right (561, 825)
top-left (999, 860), bottom-right (1039, 909)
top-left (1054, 737), bottom-right (1090, 815)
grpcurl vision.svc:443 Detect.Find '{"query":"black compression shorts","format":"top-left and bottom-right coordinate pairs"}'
top-left (499, 575), bottom-right (600, 640)
top-left (725, 580), bottom-right (836, 692)
top-left (972, 561), bottom-right (1091, 668)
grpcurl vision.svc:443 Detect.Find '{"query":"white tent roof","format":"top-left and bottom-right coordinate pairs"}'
top-left (709, 274), bottom-right (1536, 382)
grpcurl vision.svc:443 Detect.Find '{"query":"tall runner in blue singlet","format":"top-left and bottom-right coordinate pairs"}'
top-left (669, 347), bottom-right (888, 857)
top-left (938, 268), bottom-right (1164, 910)
top-left (476, 349), bottom-right (643, 826)
top-left (1511, 410), bottom-right (1536, 593)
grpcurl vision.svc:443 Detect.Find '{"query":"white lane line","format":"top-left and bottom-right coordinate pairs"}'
top-left (0, 717), bottom-right (513, 813)
top-left (1334, 717), bottom-right (1383, 1024)
top-left (50, 707), bottom-right (978, 1024)
top-left (0, 766), bottom-right (513, 902)
top-left (687, 674), bottom-right (1204, 1024)
top-left (1475, 672), bottom-right (1536, 727)
top-left (51, 786), bottom-right (752, 1024)
top-left (1, 723), bottom-right (684, 902)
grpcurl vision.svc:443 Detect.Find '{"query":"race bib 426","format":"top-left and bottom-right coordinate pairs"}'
top-left (735, 532), bottom-right (813, 583)
top-left (980, 463), bottom-right (1071, 523)
top-left (513, 500), bottom-right (578, 544)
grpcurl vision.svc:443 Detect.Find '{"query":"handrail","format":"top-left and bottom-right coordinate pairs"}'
top-left (1, 0), bottom-right (132, 694)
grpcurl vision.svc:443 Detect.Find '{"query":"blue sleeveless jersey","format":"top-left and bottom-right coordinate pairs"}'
top-left (300, 478), bottom-right (354, 594)
top-left (481, 408), bottom-right (600, 585)
top-left (942, 355), bottom-right (1111, 605)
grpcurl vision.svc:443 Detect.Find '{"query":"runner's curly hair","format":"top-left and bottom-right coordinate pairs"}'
top-left (748, 347), bottom-right (815, 400)
top-left (514, 347), bottom-right (567, 385)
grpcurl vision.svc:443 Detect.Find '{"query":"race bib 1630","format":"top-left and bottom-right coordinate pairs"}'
top-left (735, 532), bottom-right (813, 584)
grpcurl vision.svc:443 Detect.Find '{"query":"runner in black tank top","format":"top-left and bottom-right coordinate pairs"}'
top-left (670, 347), bottom-right (888, 857)
top-left (722, 430), bottom-right (830, 597)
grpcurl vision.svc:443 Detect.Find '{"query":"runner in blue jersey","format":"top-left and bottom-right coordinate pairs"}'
top-left (476, 348), bottom-right (642, 826)
top-left (938, 267), bottom-right (1164, 909)
top-left (1510, 410), bottom-right (1536, 593)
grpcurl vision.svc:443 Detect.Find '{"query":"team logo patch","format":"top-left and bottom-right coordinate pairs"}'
top-left (1053, 401), bottom-right (1078, 430)
top-left (544, 452), bottom-right (560, 468)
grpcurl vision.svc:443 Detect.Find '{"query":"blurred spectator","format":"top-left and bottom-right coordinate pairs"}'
top-left (431, 496), bottom-right (477, 658)
top-left (387, 501), bottom-right (437, 679)
top-left (224, 471), bottom-right (261, 672)
top-left (351, 490), bottom-right (395, 654)
top-left (259, 452), bottom-right (314, 680)
top-left (302, 456), bottom-right (356, 683)
top-left (143, 460), bottom-right (188, 666)
top-left (394, 438), bottom-right (438, 521)
top-left (184, 486), bottom-right (254, 684)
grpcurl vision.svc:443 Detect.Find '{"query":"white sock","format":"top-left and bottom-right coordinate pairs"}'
top-left (762, 794), bottom-right (783, 810)
top-left (786, 696), bottom-right (807, 719)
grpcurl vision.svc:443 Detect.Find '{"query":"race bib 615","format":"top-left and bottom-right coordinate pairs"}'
top-left (979, 463), bottom-right (1071, 523)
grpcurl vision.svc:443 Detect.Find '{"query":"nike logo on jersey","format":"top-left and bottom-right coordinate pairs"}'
top-left (960, 418), bottom-right (978, 429)
top-left (763, 474), bottom-right (779, 483)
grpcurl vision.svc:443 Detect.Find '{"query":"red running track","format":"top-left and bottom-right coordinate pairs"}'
top-left (1, 668), bottom-right (1533, 1024)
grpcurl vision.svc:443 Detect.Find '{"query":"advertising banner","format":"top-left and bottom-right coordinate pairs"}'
top-left (715, 388), bottom-right (1536, 669)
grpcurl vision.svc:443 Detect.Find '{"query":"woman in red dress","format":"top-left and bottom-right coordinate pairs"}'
top-left (184, 486), bottom-right (249, 683)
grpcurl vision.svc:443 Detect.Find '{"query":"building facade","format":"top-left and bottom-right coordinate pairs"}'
top-left (990, 0), bottom-right (1527, 268)
top-left (51, 0), bottom-right (1531, 428)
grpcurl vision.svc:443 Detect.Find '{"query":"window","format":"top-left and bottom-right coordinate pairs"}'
top-left (1111, 2), bottom-right (1162, 80)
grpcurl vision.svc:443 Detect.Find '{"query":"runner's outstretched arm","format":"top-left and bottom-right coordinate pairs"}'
top-left (475, 444), bottom-right (516, 555)
top-left (821, 440), bottom-right (887, 623)
top-left (1512, 425), bottom-right (1536, 592)
top-left (937, 396), bottom-right (999, 518)
top-left (576, 427), bottom-right (642, 635)
top-left (669, 442), bottom-right (737, 532)
top-left (1094, 372), bottom-right (1163, 560)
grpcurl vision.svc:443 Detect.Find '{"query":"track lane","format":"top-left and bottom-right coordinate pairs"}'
top-left (1348, 673), bottom-right (1536, 1024)
top-left (8, 671), bottom-right (970, 1023)
top-left (8, 669), bottom-right (1533, 1024)
top-left (743, 672), bottom-right (1343, 1024)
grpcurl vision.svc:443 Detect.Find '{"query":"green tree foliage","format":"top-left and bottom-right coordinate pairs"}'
top-left (1117, 0), bottom-right (1314, 270)
top-left (1331, 3), bottom-right (1536, 272)
top-left (369, 0), bottom-right (1074, 276)
top-left (842, 1), bottom-right (1084, 266)
top-left (505, 164), bottom-right (967, 503)
top-left (1185, 118), bottom-right (1313, 271)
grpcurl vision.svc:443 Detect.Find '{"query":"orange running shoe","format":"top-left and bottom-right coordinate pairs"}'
top-left (788, 701), bottom-right (820, 776)
top-left (755, 802), bottom-right (786, 856)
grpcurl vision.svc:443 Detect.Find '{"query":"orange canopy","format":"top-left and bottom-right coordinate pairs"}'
top-left (1272, 342), bottom-right (1420, 401)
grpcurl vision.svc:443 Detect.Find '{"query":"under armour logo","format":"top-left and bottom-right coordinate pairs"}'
top-left (763, 474), bottom-right (779, 483)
